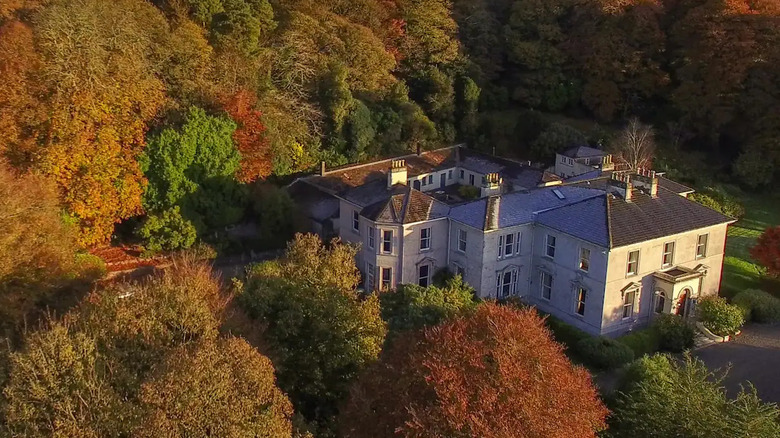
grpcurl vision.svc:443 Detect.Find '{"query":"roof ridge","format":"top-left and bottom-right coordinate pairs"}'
top-left (316, 144), bottom-right (463, 176)
top-left (605, 193), bottom-right (614, 248)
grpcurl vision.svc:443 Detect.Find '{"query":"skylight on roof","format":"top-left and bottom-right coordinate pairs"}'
top-left (552, 189), bottom-right (565, 200)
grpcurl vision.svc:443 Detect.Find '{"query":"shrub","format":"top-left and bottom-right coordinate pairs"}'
top-left (138, 207), bottom-right (198, 254)
top-left (575, 336), bottom-right (635, 370)
top-left (543, 315), bottom-right (590, 348)
top-left (618, 328), bottom-right (661, 358)
top-left (653, 314), bottom-right (695, 352)
top-left (697, 296), bottom-right (744, 336)
top-left (458, 185), bottom-right (479, 200)
top-left (690, 188), bottom-right (745, 220)
top-left (732, 289), bottom-right (780, 323)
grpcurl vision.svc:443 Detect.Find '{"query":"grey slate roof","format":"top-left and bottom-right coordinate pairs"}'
top-left (607, 187), bottom-right (733, 248)
top-left (537, 196), bottom-right (610, 247)
top-left (449, 186), bottom-right (604, 231)
top-left (561, 146), bottom-right (606, 159)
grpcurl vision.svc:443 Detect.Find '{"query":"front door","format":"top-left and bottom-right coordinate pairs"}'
top-left (440, 173), bottom-right (446, 188)
top-left (413, 180), bottom-right (421, 190)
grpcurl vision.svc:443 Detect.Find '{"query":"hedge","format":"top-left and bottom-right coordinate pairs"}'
top-left (697, 296), bottom-right (744, 336)
top-left (732, 289), bottom-right (780, 323)
top-left (575, 336), bottom-right (635, 370)
top-left (654, 314), bottom-right (695, 352)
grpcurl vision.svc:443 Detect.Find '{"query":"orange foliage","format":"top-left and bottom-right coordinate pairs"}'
top-left (220, 89), bottom-right (272, 182)
top-left (751, 226), bottom-right (780, 277)
top-left (0, 21), bottom-right (46, 166)
top-left (340, 303), bottom-right (608, 438)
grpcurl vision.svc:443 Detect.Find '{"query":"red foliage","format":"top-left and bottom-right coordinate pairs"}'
top-left (751, 226), bottom-right (780, 277)
top-left (220, 89), bottom-right (272, 183)
top-left (340, 303), bottom-right (608, 438)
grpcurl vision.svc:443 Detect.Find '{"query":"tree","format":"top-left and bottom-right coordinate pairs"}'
top-left (137, 206), bottom-right (198, 253)
top-left (340, 303), bottom-right (608, 437)
top-left (137, 337), bottom-right (293, 437)
top-left (33, 0), bottom-right (169, 245)
top-left (221, 89), bottom-right (273, 182)
top-left (0, 162), bottom-right (92, 335)
top-left (379, 275), bottom-right (477, 337)
top-left (610, 117), bottom-right (655, 170)
top-left (240, 235), bottom-right (385, 429)
top-left (609, 354), bottom-right (780, 438)
top-left (210, 0), bottom-right (277, 56)
top-left (2, 323), bottom-right (129, 437)
top-left (140, 106), bottom-right (245, 233)
top-left (751, 226), bottom-right (780, 277)
top-left (531, 122), bottom-right (586, 162)
top-left (252, 185), bottom-right (303, 249)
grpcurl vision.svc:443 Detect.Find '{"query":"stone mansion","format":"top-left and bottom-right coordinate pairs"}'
top-left (288, 145), bottom-right (734, 336)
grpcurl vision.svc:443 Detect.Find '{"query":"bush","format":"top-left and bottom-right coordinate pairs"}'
top-left (138, 207), bottom-right (198, 254)
top-left (732, 289), bottom-right (780, 323)
top-left (653, 314), bottom-right (695, 352)
top-left (458, 185), bottom-right (479, 200)
top-left (618, 328), bottom-right (661, 358)
top-left (690, 189), bottom-right (745, 220)
top-left (697, 296), bottom-right (744, 336)
top-left (543, 315), bottom-right (590, 348)
top-left (575, 336), bottom-right (635, 370)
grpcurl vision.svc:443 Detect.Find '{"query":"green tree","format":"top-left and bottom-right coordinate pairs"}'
top-left (240, 235), bottom-right (386, 429)
top-left (610, 354), bottom-right (780, 438)
top-left (252, 185), bottom-right (301, 249)
top-left (379, 275), bottom-right (477, 337)
top-left (531, 122), bottom-right (586, 162)
top-left (211, 0), bottom-right (276, 55)
top-left (140, 106), bottom-right (245, 233)
top-left (137, 206), bottom-right (198, 253)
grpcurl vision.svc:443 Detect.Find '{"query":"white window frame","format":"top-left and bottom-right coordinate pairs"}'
top-left (457, 229), bottom-right (467, 253)
top-left (654, 290), bottom-right (666, 314)
top-left (579, 247), bottom-right (590, 272)
top-left (545, 234), bottom-right (556, 258)
top-left (448, 169), bottom-right (453, 180)
top-left (622, 288), bottom-right (638, 319)
top-left (368, 226), bottom-right (375, 250)
top-left (352, 211), bottom-right (360, 233)
top-left (626, 250), bottom-right (639, 276)
top-left (496, 268), bottom-right (519, 298)
top-left (428, 175), bottom-right (433, 184)
top-left (382, 230), bottom-right (393, 254)
top-left (662, 241), bottom-right (675, 267)
top-left (418, 264), bottom-right (431, 287)
top-left (420, 227), bottom-right (431, 251)
top-left (540, 271), bottom-right (552, 300)
top-left (380, 267), bottom-right (392, 290)
top-left (696, 234), bottom-right (708, 259)
top-left (576, 287), bottom-right (587, 316)
top-left (366, 262), bottom-right (375, 291)
top-left (453, 263), bottom-right (465, 278)
top-left (560, 155), bottom-right (567, 164)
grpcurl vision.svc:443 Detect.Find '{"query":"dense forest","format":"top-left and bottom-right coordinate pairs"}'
top-left (1, 0), bottom-right (779, 248)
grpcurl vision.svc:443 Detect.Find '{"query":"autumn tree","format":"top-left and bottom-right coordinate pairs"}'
top-left (221, 89), bottom-right (273, 182)
top-left (241, 234), bottom-right (385, 430)
top-left (3, 259), bottom-right (295, 437)
top-left (0, 162), bottom-right (98, 336)
top-left (340, 303), bottom-right (608, 437)
top-left (137, 337), bottom-right (293, 437)
top-left (32, 0), bottom-right (169, 245)
top-left (609, 354), bottom-right (780, 438)
top-left (750, 226), bottom-right (780, 277)
top-left (610, 117), bottom-right (655, 170)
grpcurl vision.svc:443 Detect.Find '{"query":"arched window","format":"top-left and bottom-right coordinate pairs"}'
top-left (654, 291), bottom-right (666, 314)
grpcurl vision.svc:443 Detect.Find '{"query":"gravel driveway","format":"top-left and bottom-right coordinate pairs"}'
top-left (695, 323), bottom-right (780, 404)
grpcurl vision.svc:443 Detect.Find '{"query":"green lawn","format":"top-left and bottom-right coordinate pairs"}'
top-left (721, 191), bottom-right (780, 299)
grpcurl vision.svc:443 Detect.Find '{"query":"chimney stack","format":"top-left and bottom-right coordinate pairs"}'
top-left (416, 144), bottom-right (422, 156)
top-left (481, 172), bottom-right (503, 197)
top-left (601, 154), bottom-right (615, 171)
top-left (387, 159), bottom-right (408, 189)
top-left (608, 172), bottom-right (633, 202)
top-left (632, 167), bottom-right (658, 198)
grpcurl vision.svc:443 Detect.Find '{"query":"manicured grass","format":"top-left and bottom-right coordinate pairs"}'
top-left (721, 191), bottom-right (780, 299)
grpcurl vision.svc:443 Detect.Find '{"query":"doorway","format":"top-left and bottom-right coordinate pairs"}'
top-left (440, 173), bottom-right (446, 188)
